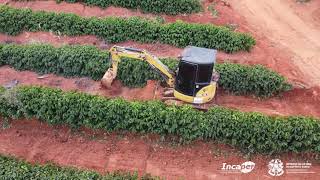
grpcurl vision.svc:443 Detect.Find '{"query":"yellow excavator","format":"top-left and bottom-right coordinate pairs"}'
top-left (101, 45), bottom-right (219, 105)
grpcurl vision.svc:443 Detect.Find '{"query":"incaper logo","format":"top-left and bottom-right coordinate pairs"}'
top-left (221, 161), bottom-right (255, 173)
top-left (268, 159), bottom-right (284, 176)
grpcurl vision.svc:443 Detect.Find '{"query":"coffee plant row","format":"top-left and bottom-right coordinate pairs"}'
top-left (0, 44), bottom-right (109, 80)
top-left (57, 0), bottom-right (202, 15)
top-left (118, 59), bottom-right (292, 97)
top-left (0, 155), bottom-right (159, 179)
top-left (0, 86), bottom-right (319, 154)
top-left (0, 43), bottom-right (290, 97)
top-left (0, 5), bottom-right (255, 53)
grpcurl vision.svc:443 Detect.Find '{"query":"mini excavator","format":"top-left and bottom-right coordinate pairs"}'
top-left (101, 45), bottom-right (219, 105)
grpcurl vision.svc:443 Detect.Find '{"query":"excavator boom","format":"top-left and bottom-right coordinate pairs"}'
top-left (101, 46), bottom-right (175, 88)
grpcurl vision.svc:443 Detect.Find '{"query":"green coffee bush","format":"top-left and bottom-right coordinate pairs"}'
top-left (0, 86), bottom-right (319, 154)
top-left (215, 63), bottom-right (292, 97)
top-left (118, 59), bottom-right (291, 97)
top-left (117, 58), bottom-right (177, 87)
top-left (0, 5), bottom-right (255, 53)
top-left (0, 155), bottom-right (159, 179)
top-left (59, 0), bottom-right (202, 15)
top-left (0, 44), bottom-right (109, 80)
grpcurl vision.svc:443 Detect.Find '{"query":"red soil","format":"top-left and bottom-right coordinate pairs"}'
top-left (0, 66), bottom-right (160, 101)
top-left (229, 0), bottom-right (320, 87)
top-left (0, 1), bottom-right (319, 179)
top-left (0, 119), bottom-right (319, 180)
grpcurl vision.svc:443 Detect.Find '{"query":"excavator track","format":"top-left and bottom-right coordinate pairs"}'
top-left (160, 87), bottom-right (216, 111)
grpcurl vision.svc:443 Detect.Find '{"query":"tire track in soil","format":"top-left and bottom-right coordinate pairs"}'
top-left (229, 0), bottom-right (320, 86)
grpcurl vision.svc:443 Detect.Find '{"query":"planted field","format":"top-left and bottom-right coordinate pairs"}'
top-left (0, 0), bottom-right (319, 179)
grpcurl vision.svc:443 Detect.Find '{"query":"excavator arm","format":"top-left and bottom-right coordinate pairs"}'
top-left (101, 46), bottom-right (175, 88)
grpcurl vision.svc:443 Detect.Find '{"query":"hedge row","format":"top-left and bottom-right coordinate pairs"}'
top-left (0, 86), bottom-right (319, 154)
top-left (0, 5), bottom-right (255, 53)
top-left (117, 57), bottom-right (177, 87)
top-left (0, 155), bottom-right (158, 179)
top-left (58, 0), bottom-right (202, 15)
top-left (0, 43), bottom-right (109, 80)
top-left (118, 59), bottom-right (292, 97)
top-left (215, 63), bottom-right (292, 97)
top-left (0, 43), bottom-right (291, 97)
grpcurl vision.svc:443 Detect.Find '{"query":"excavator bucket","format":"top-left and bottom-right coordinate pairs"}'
top-left (101, 68), bottom-right (116, 88)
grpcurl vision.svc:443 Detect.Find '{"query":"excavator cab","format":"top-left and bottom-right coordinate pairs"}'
top-left (174, 46), bottom-right (218, 104)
